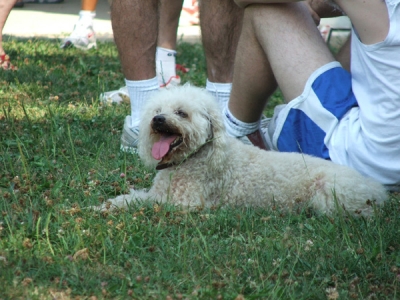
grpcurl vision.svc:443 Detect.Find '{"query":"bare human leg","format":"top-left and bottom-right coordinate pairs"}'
top-left (0, 0), bottom-right (17, 56)
top-left (228, 2), bottom-right (335, 123)
top-left (0, 0), bottom-right (17, 70)
top-left (158, 0), bottom-right (183, 51)
top-left (199, 0), bottom-right (243, 83)
top-left (200, 0), bottom-right (243, 110)
top-left (112, 0), bottom-right (160, 146)
top-left (81, 0), bottom-right (97, 11)
top-left (112, 0), bottom-right (158, 81)
top-left (157, 0), bottom-right (184, 87)
top-left (101, 0), bottom-right (183, 105)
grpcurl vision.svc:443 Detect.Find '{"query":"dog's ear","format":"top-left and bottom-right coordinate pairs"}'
top-left (204, 104), bottom-right (228, 170)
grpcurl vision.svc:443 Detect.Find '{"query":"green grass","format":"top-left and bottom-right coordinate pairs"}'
top-left (1, 37), bottom-right (399, 299)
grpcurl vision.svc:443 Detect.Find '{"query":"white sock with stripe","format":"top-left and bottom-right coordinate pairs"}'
top-left (223, 106), bottom-right (259, 137)
top-left (156, 47), bottom-right (177, 87)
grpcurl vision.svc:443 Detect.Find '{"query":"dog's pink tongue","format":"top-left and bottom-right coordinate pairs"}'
top-left (152, 135), bottom-right (177, 160)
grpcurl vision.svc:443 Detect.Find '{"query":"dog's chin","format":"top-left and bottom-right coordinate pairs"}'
top-left (156, 148), bottom-right (181, 169)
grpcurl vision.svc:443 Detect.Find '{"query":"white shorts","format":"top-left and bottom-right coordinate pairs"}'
top-left (267, 62), bottom-right (357, 160)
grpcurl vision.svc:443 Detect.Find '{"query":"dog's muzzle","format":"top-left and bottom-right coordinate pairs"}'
top-left (151, 114), bottom-right (183, 162)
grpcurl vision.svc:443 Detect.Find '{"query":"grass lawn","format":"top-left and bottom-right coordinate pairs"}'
top-left (0, 37), bottom-right (399, 299)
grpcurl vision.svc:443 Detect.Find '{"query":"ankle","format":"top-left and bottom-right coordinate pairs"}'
top-left (223, 106), bottom-right (259, 137)
top-left (206, 80), bottom-right (232, 111)
top-left (156, 47), bottom-right (176, 61)
top-left (156, 47), bottom-right (177, 86)
top-left (77, 10), bottom-right (95, 26)
top-left (79, 10), bottom-right (96, 19)
top-left (125, 77), bottom-right (159, 125)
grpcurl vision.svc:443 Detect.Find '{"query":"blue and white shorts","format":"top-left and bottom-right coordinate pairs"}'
top-left (266, 62), bottom-right (358, 160)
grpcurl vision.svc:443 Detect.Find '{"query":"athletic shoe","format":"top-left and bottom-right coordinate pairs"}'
top-left (99, 86), bottom-right (130, 105)
top-left (120, 116), bottom-right (139, 153)
top-left (260, 116), bottom-right (273, 149)
top-left (60, 23), bottom-right (96, 50)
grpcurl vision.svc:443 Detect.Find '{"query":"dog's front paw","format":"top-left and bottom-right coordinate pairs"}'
top-left (89, 201), bottom-right (113, 212)
top-left (89, 193), bottom-right (132, 211)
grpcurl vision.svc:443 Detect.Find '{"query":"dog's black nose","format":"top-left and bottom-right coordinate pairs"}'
top-left (153, 115), bottom-right (165, 125)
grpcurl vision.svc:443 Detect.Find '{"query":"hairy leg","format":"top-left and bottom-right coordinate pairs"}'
top-left (227, 5), bottom-right (277, 123)
top-left (229, 2), bottom-right (335, 122)
top-left (200, 0), bottom-right (243, 83)
top-left (158, 0), bottom-right (183, 50)
top-left (0, 0), bottom-right (17, 55)
top-left (111, 0), bottom-right (158, 80)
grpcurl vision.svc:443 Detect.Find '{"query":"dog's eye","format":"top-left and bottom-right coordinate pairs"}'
top-left (175, 110), bottom-right (188, 118)
top-left (155, 109), bottom-right (161, 114)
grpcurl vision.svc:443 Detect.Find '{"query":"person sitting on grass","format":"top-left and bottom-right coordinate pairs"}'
top-left (223, 0), bottom-right (400, 191)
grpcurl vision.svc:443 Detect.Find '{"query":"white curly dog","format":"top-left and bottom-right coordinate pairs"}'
top-left (103, 85), bottom-right (387, 216)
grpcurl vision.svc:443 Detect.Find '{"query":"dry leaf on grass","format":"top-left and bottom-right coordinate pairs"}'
top-left (73, 248), bottom-right (89, 261)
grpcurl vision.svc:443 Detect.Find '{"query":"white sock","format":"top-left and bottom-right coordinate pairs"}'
top-left (206, 79), bottom-right (232, 111)
top-left (156, 47), bottom-right (177, 87)
top-left (78, 10), bottom-right (96, 26)
top-left (125, 77), bottom-right (159, 127)
top-left (223, 106), bottom-right (259, 137)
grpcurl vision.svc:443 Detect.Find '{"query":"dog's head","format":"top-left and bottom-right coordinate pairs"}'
top-left (138, 85), bottom-right (227, 170)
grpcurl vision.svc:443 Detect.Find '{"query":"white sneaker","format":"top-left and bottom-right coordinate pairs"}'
top-left (99, 86), bottom-right (130, 104)
top-left (60, 23), bottom-right (97, 50)
top-left (260, 116), bottom-right (273, 149)
top-left (120, 116), bottom-right (139, 153)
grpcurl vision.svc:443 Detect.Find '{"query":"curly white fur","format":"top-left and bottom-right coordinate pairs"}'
top-left (103, 85), bottom-right (387, 216)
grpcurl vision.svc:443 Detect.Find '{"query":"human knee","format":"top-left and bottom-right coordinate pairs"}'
top-left (244, 2), bottom-right (305, 26)
top-left (242, 3), bottom-right (269, 19)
